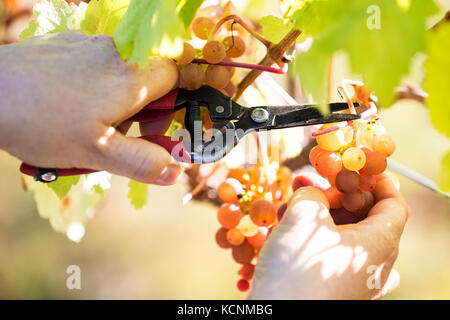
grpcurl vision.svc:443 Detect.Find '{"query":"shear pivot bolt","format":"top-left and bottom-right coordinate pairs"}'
top-left (215, 105), bottom-right (225, 114)
top-left (251, 108), bottom-right (269, 123)
top-left (41, 172), bottom-right (57, 182)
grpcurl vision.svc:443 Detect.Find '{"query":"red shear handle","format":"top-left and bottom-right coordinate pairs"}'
top-left (128, 88), bottom-right (179, 123)
top-left (20, 134), bottom-right (191, 179)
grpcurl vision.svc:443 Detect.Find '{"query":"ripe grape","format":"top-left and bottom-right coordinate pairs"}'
top-left (238, 214), bottom-right (259, 237)
top-left (227, 168), bottom-right (251, 187)
top-left (335, 169), bottom-right (360, 193)
top-left (205, 65), bottom-right (230, 89)
top-left (226, 228), bottom-right (245, 246)
top-left (371, 134), bottom-right (395, 157)
top-left (192, 17), bottom-right (215, 40)
top-left (277, 166), bottom-right (293, 190)
top-left (359, 174), bottom-right (376, 192)
top-left (277, 202), bottom-right (287, 222)
top-left (179, 63), bottom-right (205, 90)
top-left (203, 40), bottom-right (226, 64)
top-left (309, 145), bottom-right (324, 164)
top-left (218, 178), bottom-right (243, 203)
top-left (247, 230), bottom-right (266, 248)
top-left (249, 199), bottom-right (276, 227)
top-left (174, 42), bottom-right (195, 66)
top-left (330, 208), bottom-right (361, 225)
top-left (316, 125), bottom-right (349, 151)
top-left (232, 241), bottom-right (255, 264)
top-left (217, 203), bottom-right (243, 229)
top-left (314, 151), bottom-right (342, 177)
top-left (341, 190), bottom-right (365, 212)
top-left (215, 227), bottom-right (232, 249)
top-left (353, 191), bottom-right (374, 218)
top-left (239, 264), bottom-right (255, 280)
top-left (324, 187), bottom-right (343, 209)
top-left (237, 278), bottom-right (250, 292)
top-left (342, 147), bottom-right (366, 171)
top-left (223, 35), bottom-right (246, 58)
top-left (363, 151), bottom-right (387, 175)
top-left (223, 81), bottom-right (236, 97)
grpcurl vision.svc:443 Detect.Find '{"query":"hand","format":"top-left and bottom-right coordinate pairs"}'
top-left (0, 31), bottom-right (180, 185)
top-left (249, 174), bottom-right (409, 300)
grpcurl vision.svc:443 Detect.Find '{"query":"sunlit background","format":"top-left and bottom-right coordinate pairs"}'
top-left (0, 0), bottom-right (449, 299)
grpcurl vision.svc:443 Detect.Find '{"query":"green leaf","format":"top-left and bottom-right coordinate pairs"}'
top-left (128, 180), bottom-right (148, 210)
top-left (259, 15), bottom-right (294, 43)
top-left (113, 0), bottom-right (185, 68)
top-left (47, 175), bottom-right (81, 200)
top-left (165, 120), bottom-right (183, 137)
top-left (91, 184), bottom-right (105, 197)
top-left (424, 23), bottom-right (450, 137)
top-left (20, 0), bottom-right (87, 40)
top-left (440, 151), bottom-right (450, 193)
top-left (176, 0), bottom-right (203, 29)
top-left (81, 0), bottom-right (130, 36)
top-left (289, 0), bottom-right (438, 107)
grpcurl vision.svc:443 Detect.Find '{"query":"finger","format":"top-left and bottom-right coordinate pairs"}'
top-left (282, 186), bottom-right (333, 228)
top-left (139, 113), bottom-right (175, 136)
top-left (154, 162), bottom-right (182, 186)
top-left (372, 174), bottom-right (402, 203)
top-left (373, 269), bottom-right (400, 300)
top-left (292, 170), bottom-right (330, 192)
top-left (92, 127), bottom-right (173, 184)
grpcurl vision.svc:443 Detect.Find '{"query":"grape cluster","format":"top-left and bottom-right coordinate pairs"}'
top-left (307, 120), bottom-right (395, 224)
top-left (175, 16), bottom-right (246, 97)
top-left (215, 166), bottom-right (293, 292)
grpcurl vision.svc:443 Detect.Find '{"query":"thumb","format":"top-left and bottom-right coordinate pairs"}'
top-left (92, 127), bottom-right (177, 184)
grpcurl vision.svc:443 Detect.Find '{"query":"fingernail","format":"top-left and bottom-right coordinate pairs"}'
top-left (155, 163), bottom-right (181, 185)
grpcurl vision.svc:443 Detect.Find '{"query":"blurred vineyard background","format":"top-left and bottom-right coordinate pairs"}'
top-left (0, 0), bottom-right (449, 299)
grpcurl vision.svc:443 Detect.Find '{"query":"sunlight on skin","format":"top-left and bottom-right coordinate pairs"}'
top-left (97, 126), bottom-right (116, 145)
top-left (352, 246), bottom-right (369, 273)
top-left (136, 86), bottom-right (148, 106)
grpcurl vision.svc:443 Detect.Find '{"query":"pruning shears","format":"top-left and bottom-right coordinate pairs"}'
top-left (20, 85), bottom-right (360, 183)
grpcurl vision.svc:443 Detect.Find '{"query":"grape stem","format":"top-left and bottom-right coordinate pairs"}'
top-left (192, 58), bottom-right (287, 74)
top-left (182, 163), bottom-right (221, 205)
top-left (210, 14), bottom-right (272, 48)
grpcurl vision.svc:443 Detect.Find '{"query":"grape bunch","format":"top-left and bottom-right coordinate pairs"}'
top-left (305, 117), bottom-right (396, 224)
top-left (215, 166), bottom-right (293, 292)
top-left (174, 15), bottom-right (247, 98)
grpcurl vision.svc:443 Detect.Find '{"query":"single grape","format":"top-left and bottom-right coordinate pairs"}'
top-left (203, 40), bottom-right (226, 64)
top-left (247, 230), bottom-right (266, 248)
top-left (179, 63), bottom-right (205, 90)
top-left (371, 134), bottom-right (395, 157)
top-left (309, 145), bottom-right (324, 164)
top-left (316, 125), bottom-right (349, 151)
top-left (363, 151), bottom-right (387, 175)
top-left (174, 42), bottom-right (195, 66)
top-left (226, 228), bottom-right (245, 246)
top-left (215, 227), bottom-right (232, 249)
top-left (223, 35), bottom-right (246, 58)
top-left (227, 168), bottom-right (251, 187)
top-left (232, 241), bottom-right (255, 264)
top-left (335, 169), bottom-right (360, 193)
top-left (249, 199), bottom-right (276, 227)
top-left (314, 151), bottom-right (342, 177)
top-left (353, 191), bottom-right (374, 219)
top-left (237, 278), bottom-right (250, 292)
top-left (341, 190), bottom-right (365, 212)
top-left (359, 174), bottom-right (376, 192)
top-left (342, 147), bottom-right (366, 171)
top-left (238, 214), bottom-right (259, 237)
top-left (192, 17), bottom-right (215, 40)
top-left (239, 264), bottom-right (255, 280)
top-left (324, 186), bottom-right (343, 209)
top-left (223, 81), bottom-right (236, 97)
top-left (217, 203), bottom-right (243, 229)
top-left (205, 65), bottom-right (230, 89)
top-left (277, 166), bottom-right (293, 190)
top-left (277, 202), bottom-right (287, 222)
top-left (330, 208), bottom-right (361, 225)
top-left (218, 178), bottom-right (243, 203)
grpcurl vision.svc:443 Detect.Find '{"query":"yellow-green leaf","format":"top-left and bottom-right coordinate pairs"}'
top-left (259, 15), bottom-right (294, 43)
top-left (128, 180), bottom-right (148, 210)
top-left (81, 0), bottom-right (130, 36)
top-left (48, 175), bottom-right (81, 200)
top-left (424, 22), bottom-right (450, 137)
